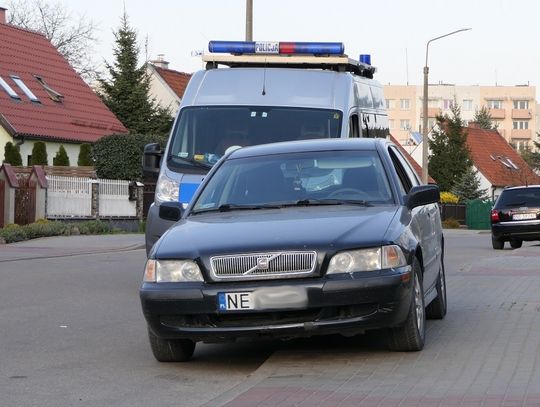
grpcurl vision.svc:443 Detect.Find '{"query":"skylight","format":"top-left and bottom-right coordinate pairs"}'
top-left (0, 75), bottom-right (20, 99)
top-left (11, 75), bottom-right (40, 103)
top-left (34, 75), bottom-right (63, 102)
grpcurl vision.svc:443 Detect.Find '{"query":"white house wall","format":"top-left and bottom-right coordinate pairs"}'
top-left (148, 66), bottom-right (180, 116)
top-left (18, 141), bottom-right (82, 166)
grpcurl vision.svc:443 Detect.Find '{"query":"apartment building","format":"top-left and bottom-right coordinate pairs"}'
top-left (384, 84), bottom-right (537, 150)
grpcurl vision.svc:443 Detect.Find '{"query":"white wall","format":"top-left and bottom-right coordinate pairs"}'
top-left (18, 141), bottom-right (82, 166)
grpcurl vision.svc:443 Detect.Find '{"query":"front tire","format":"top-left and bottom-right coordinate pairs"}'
top-left (426, 258), bottom-right (447, 320)
top-left (148, 327), bottom-right (195, 362)
top-left (388, 259), bottom-right (425, 351)
top-left (492, 236), bottom-right (504, 250)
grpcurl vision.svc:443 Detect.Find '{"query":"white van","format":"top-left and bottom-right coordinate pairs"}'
top-left (144, 41), bottom-right (389, 254)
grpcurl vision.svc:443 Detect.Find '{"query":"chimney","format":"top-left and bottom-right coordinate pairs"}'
top-left (0, 7), bottom-right (7, 24)
top-left (150, 54), bottom-right (169, 69)
top-left (468, 121), bottom-right (480, 129)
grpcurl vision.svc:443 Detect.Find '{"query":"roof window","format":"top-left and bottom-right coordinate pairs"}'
top-left (11, 75), bottom-right (40, 103)
top-left (0, 75), bottom-right (21, 99)
top-left (34, 75), bottom-right (64, 102)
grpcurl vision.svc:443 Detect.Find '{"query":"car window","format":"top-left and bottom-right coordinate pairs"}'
top-left (192, 150), bottom-right (395, 211)
top-left (495, 188), bottom-right (540, 208)
top-left (388, 147), bottom-right (412, 194)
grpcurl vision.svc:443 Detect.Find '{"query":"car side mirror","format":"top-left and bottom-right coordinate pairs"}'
top-left (159, 201), bottom-right (183, 222)
top-left (406, 185), bottom-right (440, 210)
top-left (143, 143), bottom-right (163, 177)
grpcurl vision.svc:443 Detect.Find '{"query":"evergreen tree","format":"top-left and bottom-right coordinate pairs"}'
top-left (451, 166), bottom-right (488, 202)
top-left (473, 106), bottom-right (498, 130)
top-left (3, 142), bottom-right (23, 166)
top-left (428, 104), bottom-right (472, 191)
top-left (520, 138), bottom-right (540, 172)
top-left (77, 143), bottom-right (93, 166)
top-left (30, 142), bottom-right (48, 165)
top-left (53, 145), bottom-right (70, 166)
top-left (97, 13), bottom-right (172, 136)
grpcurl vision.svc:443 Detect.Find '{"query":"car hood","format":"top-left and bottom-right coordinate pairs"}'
top-left (154, 205), bottom-right (400, 259)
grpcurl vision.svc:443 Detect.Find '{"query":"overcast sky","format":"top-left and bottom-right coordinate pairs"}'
top-left (3, 0), bottom-right (539, 91)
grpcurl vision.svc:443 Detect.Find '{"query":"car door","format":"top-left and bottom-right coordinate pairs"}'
top-left (387, 146), bottom-right (438, 291)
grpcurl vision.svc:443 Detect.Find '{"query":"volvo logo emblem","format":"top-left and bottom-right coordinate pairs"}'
top-left (257, 257), bottom-right (270, 269)
top-left (243, 253), bottom-right (281, 275)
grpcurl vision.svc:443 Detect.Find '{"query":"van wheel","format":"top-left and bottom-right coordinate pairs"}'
top-left (492, 236), bottom-right (504, 250)
top-left (148, 327), bottom-right (195, 362)
top-left (426, 258), bottom-right (447, 320)
top-left (509, 239), bottom-right (522, 249)
top-left (388, 259), bottom-right (425, 351)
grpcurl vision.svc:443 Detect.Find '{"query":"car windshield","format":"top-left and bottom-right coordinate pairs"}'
top-left (496, 187), bottom-right (540, 207)
top-left (191, 150), bottom-right (394, 214)
top-left (168, 106), bottom-right (342, 167)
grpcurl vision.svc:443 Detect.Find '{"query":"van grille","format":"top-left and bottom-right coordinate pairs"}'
top-left (210, 251), bottom-right (317, 280)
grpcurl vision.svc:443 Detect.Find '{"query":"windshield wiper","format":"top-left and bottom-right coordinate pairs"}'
top-left (191, 203), bottom-right (282, 215)
top-left (168, 155), bottom-right (212, 169)
top-left (291, 199), bottom-right (373, 207)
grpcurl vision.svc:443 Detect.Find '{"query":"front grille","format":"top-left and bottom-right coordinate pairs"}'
top-left (210, 251), bottom-right (317, 280)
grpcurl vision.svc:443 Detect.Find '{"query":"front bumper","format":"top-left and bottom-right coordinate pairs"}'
top-left (140, 267), bottom-right (413, 341)
top-left (492, 220), bottom-right (540, 241)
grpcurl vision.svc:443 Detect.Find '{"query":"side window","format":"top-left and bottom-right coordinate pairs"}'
top-left (388, 147), bottom-right (413, 194)
top-left (348, 114), bottom-right (360, 138)
top-left (391, 146), bottom-right (421, 186)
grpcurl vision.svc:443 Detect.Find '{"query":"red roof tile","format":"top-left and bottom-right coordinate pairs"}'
top-left (466, 127), bottom-right (540, 187)
top-left (0, 22), bottom-right (127, 143)
top-left (153, 66), bottom-right (191, 98)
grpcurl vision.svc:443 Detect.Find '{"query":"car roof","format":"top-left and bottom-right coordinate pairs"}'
top-left (503, 185), bottom-right (540, 191)
top-left (228, 138), bottom-right (387, 159)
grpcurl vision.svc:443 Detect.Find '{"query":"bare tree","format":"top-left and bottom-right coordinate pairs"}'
top-left (7, 0), bottom-right (99, 81)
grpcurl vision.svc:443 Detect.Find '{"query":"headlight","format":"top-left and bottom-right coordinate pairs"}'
top-left (327, 245), bottom-right (407, 274)
top-left (155, 173), bottom-right (179, 203)
top-left (143, 259), bottom-right (204, 282)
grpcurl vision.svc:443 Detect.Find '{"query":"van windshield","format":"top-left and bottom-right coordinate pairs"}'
top-left (168, 106), bottom-right (342, 168)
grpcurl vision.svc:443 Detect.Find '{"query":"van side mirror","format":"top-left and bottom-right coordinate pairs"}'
top-left (143, 143), bottom-right (163, 176)
top-left (406, 185), bottom-right (440, 210)
top-left (159, 201), bottom-right (183, 222)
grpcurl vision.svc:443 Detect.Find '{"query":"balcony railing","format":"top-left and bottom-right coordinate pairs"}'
top-left (511, 129), bottom-right (532, 138)
top-left (489, 108), bottom-right (505, 119)
top-left (511, 109), bottom-right (532, 119)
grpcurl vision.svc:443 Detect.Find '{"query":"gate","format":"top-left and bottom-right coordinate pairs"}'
top-left (14, 177), bottom-right (36, 225)
top-left (466, 199), bottom-right (492, 230)
top-left (0, 179), bottom-right (4, 227)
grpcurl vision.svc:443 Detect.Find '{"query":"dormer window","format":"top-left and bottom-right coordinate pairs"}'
top-left (34, 75), bottom-right (64, 102)
top-left (0, 75), bottom-right (20, 99)
top-left (11, 75), bottom-right (40, 103)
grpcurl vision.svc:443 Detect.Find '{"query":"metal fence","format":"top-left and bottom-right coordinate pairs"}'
top-left (98, 179), bottom-right (136, 217)
top-left (46, 176), bottom-right (92, 217)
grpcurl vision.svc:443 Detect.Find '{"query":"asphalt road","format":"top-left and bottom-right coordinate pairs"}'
top-left (1, 230), bottom-right (538, 406)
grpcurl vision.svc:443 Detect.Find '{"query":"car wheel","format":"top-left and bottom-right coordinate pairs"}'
top-left (147, 327), bottom-right (195, 362)
top-left (388, 259), bottom-right (425, 351)
top-left (492, 236), bottom-right (504, 250)
top-left (509, 239), bottom-right (523, 249)
top-left (426, 257), bottom-right (447, 320)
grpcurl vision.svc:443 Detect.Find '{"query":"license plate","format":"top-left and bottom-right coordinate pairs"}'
top-left (218, 292), bottom-right (254, 311)
top-left (513, 213), bottom-right (536, 220)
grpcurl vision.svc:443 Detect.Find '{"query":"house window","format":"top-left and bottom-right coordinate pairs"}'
top-left (11, 75), bottom-right (40, 103)
top-left (400, 119), bottom-right (410, 130)
top-left (0, 75), bottom-right (20, 99)
top-left (512, 138), bottom-right (529, 151)
top-left (513, 120), bottom-right (529, 130)
top-left (513, 100), bottom-right (529, 109)
top-left (385, 99), bottom-right (395, 109)
top-left (389, 119), bottom-right (395, 129)
top-left (463, 99), bottom-right (473, 111)
top-left (34, 75), bottom-right (64, 102)
top-left (443, 99), bottom-right (453, 109)
top-left (428, 99), bottom-right (439, 108)
top-left (400, 99), bottom-right (410, 110)
top-left (487, 100), bottom-right (503, 109)
top-left (428, 118), bottom-right (436, 130)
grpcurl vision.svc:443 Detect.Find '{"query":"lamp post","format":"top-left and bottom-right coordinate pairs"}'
top-left (422, 28), bottom-right (471, 184)
top-left (245, 0), bottom-right (253, 41)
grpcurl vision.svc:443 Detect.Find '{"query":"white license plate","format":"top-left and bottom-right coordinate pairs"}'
top-left (218, 292), bottom-right (254, 311)
top-left (513, 213), bottom-right (536, 220)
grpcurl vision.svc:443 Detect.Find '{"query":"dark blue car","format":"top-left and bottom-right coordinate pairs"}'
top-left (140, 138), bottom-right (445, 362)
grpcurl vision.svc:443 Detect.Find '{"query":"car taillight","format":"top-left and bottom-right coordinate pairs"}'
top-left (491, 209), bottom-right (500, 222)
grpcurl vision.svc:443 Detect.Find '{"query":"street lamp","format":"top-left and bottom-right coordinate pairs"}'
top-left (422, 28), bottom-right (471, 184)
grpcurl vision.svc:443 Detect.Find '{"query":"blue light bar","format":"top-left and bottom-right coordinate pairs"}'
top-left (208, 41), bottom-right (344, 56)
top-left (359, 54), bottom-right (371, 65)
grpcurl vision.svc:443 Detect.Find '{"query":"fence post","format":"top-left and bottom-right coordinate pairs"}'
top-left (134, 181), bottom-right (145, 220)
top-left (91, 180), bottom-right (100, 219)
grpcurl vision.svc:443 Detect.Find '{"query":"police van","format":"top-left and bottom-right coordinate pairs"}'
top-left (144, 40), bottom-right (389, 254)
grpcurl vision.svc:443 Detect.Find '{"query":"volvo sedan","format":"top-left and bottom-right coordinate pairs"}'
top-left (140, 138), bottom-right (445, 362)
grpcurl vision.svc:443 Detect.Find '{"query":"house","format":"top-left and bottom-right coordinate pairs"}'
top-left (147, 55), bottom-right (192, 116)
top-left (0, 7), bottom-right (127, 166)
top-left (465, 123), bottom-right (540, 200)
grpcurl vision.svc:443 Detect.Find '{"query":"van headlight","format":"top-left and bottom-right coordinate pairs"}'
top-left (143, 259), bottom-right (204, 282)
top-left (155, 173), bottom-right (179, 203)
top-left (327, 245), bottom-right (407, 274)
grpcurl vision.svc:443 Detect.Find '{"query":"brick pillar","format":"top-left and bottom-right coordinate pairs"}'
top-left (135, 182), bottom-right (144, 220)
top-left (91, 180), bottom-right (99, 218)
